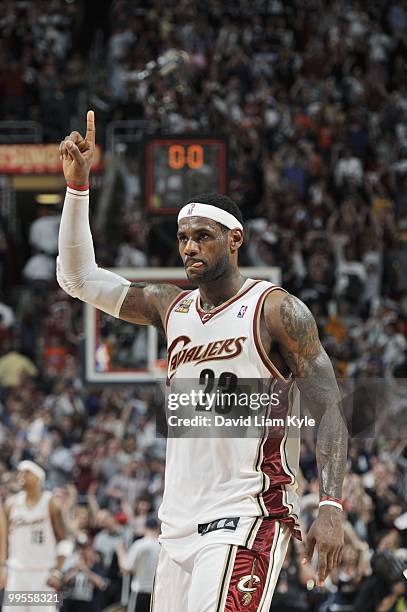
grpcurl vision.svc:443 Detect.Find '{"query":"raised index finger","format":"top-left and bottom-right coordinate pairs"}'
top-left (85, 110), bottom-right (95, 145)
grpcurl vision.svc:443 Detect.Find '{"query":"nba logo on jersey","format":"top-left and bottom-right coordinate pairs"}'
top-left (237, 305), bottom-right (248, 318)
top-left (175, 298), bottom-right (193, 314)
top-left (187, 203), bottom-right (196, 215)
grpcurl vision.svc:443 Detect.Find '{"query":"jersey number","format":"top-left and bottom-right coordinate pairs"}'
top-left (31, 529), bottom-right (44, 544)
top-left (196, 369), bottom-right (238, 414)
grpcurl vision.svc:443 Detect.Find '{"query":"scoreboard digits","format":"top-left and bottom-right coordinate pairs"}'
top-left (168, 144), bottom-right (204, 170)
top-left (144, 137), bottom-right (227, 213)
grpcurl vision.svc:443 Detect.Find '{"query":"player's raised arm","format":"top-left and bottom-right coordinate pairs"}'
top-left (263, 291), bottom-right (347, 586)
top-left (57, 111), bottom-right (182, 328)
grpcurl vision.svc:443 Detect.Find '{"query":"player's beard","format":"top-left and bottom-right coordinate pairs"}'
top-left (187, 251), bottom-right (232, 284)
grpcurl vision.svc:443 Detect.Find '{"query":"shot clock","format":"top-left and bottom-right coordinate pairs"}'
top-left (144, 136), bottom-right (227, 214)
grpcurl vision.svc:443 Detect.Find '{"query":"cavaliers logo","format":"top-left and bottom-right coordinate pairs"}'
top-left (174, 298), bottom-right (193, 314)
top-left (167, 335), bottom-right (247, 379)
top-left (237, 558), bottom-right (260, 607)
top-left (237, 574), bottom-right (261, 607)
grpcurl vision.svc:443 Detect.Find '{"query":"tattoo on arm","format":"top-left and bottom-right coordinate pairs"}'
top-left (276, 294), bottom-right (348, 500)
top-left (119, 282), bottom-right (182, 329)
top-left (280, 295), bottom-right (321, 368)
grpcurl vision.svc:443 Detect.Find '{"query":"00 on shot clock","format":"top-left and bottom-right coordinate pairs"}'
top-left (144, 136), bottom-right (228, 214)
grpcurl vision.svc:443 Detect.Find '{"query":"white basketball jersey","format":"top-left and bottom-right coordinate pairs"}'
top-left (8, 491), bottom-right (57, 571)
top-left (159, 279), bottom-right (301, 548)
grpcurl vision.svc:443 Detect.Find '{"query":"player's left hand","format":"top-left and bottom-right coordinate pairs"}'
top-left (302, 506), bottom-right (344, 587)
top-left (46, 573), bottom-right (62, 590)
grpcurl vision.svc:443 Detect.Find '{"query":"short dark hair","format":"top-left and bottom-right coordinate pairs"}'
top-left (186, 193), bottom-right (244, 228)
top-left (146, 516), bottom-right (160, 530)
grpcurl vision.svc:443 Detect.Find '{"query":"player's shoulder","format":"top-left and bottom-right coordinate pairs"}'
top-left (256, 280), bottom-right (287, 306)
top-left (46, 492), bottom-right (60, 511)
top-left (263, 288), bottom-right (310, 315)
top-left (263, 289), bottom-right (318, 343)
top-left (5, 492), bottom-right (22, 511)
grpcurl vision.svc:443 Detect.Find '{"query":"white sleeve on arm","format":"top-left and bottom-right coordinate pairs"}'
top-left (122, 541), bottom-right (140, 573)
top-left (57, 186), bottom-right (130, 317)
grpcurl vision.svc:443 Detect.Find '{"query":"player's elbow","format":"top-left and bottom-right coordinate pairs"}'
top-left (56, 257), bottom-right (131, 317)
top-left (56, 256), bottom-right (95, 300)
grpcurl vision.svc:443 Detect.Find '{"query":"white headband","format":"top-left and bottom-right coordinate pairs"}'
top-left (18, 460), bottom-right (46, 482)
top-left (178, 202), bottom-right (243, 231)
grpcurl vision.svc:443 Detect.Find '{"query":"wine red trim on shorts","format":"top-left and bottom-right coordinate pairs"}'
top-left (222, 519), bottom-right (294, 611)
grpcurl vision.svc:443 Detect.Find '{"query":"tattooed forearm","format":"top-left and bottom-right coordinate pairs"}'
top-left (295, 353), bottom-right (348, 500)
top-left (277, 294), bottom-right (348, 500)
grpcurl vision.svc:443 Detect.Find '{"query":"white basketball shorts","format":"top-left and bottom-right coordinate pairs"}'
top-left (151, 519), bottom-right (291, 611)
top-left (3, 567), bottom-right (57, 612)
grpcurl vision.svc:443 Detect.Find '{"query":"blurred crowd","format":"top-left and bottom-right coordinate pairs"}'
top-left (0, 0), bottom-right (86, 141)
top-left (0, 0), bottom-right (407, 610)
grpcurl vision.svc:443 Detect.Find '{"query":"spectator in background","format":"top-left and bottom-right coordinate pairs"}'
top-left (46, 428), bottom-right (74, 489)
top-left (126, 494), bottom-right (155, 537)
top-left (351, 529), bottom-right (406, 612)
top-left (117, 517), bottom-right (160, 612)
top-left (62, 535), bottom-right (107, 612)
top-left (93, 510), bottom-right (126, 571)
top-left (273, 538), bottom-right (314, 612)
top-left (29, 206), bottom-right (61, 257)
top-left (0, 297), bottom-right (15, 330)
top-left (42, 335), bottom-right (68, 375)
top-left (104, 460), bottom-right (148, 514)
top-left (92, 509), bottom-right (130, 608)
top-left (22, 251), bottom-right (56, 285)
top-left (335, 147), bottom-right (364, 189)
top-left (0, 340), bottom-right (38, 387)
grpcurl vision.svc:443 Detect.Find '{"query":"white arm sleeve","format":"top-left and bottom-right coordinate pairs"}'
top-left (57, 186), bottom-right (130, 318)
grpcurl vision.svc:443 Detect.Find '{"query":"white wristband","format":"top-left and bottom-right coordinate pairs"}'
top-left (56, 539), bottom-right (74, 557)
top-left (319, 500), bottom-right (343, 511)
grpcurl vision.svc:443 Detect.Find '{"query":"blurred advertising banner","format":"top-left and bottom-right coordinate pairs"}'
top-left (0, 144), bottom-right (103, 174)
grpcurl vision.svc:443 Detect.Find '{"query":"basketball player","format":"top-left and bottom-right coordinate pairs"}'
top-left (57, 112), bottom-right (347, 611)
top-left (2, 461), bottom-right (72, 612)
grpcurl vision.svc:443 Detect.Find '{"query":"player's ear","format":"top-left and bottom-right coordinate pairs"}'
top-left (229, 229), bottom-right (243, 252)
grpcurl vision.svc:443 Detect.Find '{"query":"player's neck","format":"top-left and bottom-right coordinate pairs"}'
top-left (198, 271), bottom-right (246, 310)
top-left (24, 487), bottom-right (42, 505)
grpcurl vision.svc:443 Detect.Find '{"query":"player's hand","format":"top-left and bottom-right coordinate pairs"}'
top-left (59, 110), bottom-right (96, 186)
top-left (302, 506), bottom-right (344, 587)
top-left (46, 573), bottom-right (62, 590)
